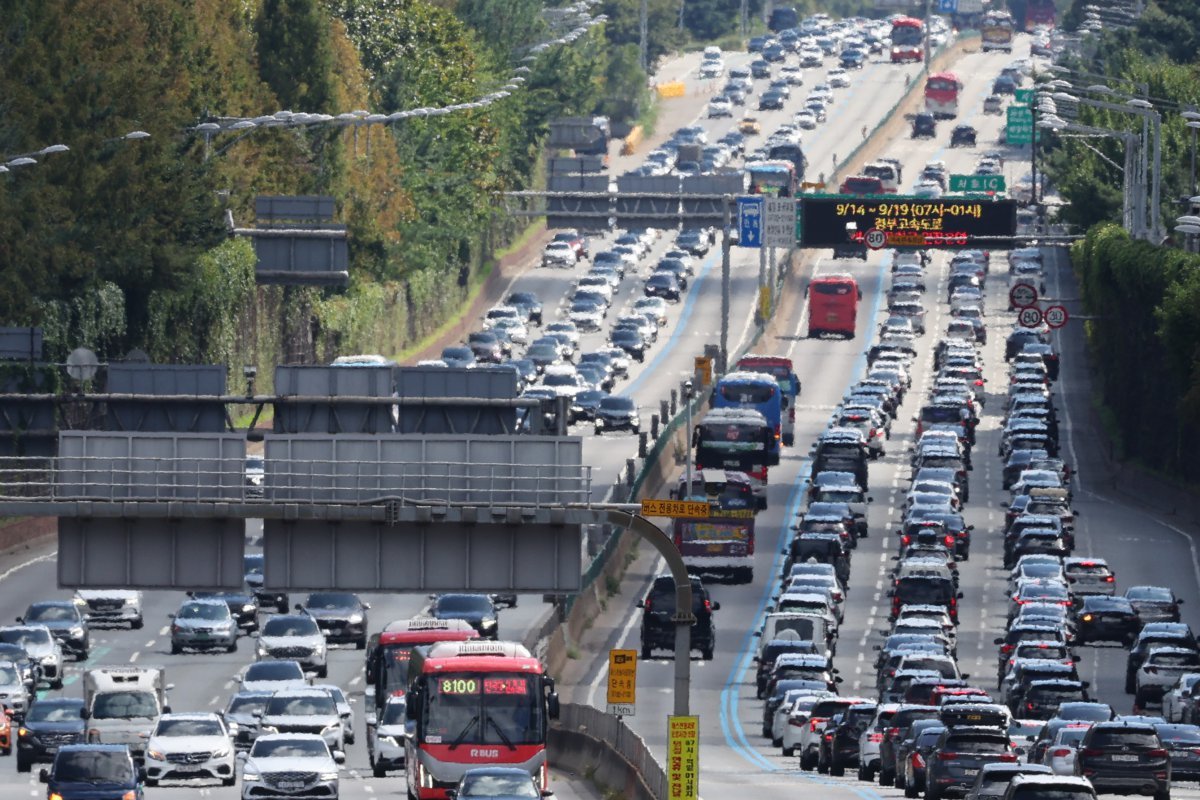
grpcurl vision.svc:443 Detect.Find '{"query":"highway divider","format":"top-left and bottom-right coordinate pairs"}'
top-left (621, 125), bottom-right (645, 156)
top-left (549, 703), bottom-right (666, 800)
top-left (654, 81), bottom-right (686, 99)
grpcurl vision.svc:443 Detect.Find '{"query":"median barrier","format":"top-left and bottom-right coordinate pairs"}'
top-left (549, 703), bottom-right (666, 800)
top-left (654, 81), bottom-right (686, 99)
top-left (621, 125), bottom-right (645, 156)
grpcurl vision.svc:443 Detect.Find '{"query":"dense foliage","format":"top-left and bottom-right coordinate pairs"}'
top-left (1070, 226), bottom-right (1200, 480)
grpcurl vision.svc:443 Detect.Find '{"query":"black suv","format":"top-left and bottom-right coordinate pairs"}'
top-left (16, 698), bottom-right (85, 773)
top-left (819, 702), bottom-right (877, 775)
top-left (924, 726), bottom-right (1015, 799)
top-left (878, 705), bottom-right (941, 786)
top-left (1074, 722), bottom-right (1170, 800)
top-left (638, 575), bottom-right (719, 660)
top-left (912, 112), bottom-right (937, 139)
top-left (755, 638), bottom-right (821, 698)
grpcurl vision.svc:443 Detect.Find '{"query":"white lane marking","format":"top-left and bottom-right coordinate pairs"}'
top-left (0, 552), bottom-right (54, 583)
top-left (585, 580), bottom-right (650, 709)
top-left (144, 640), bottom-right (155, 649)
top-left (159, 626), bottom-right (170, 636)
top-left (129, 651), bottom-right (139, 663)
top-left (349, 675), bottom-right (362, 687)
top-left (210, 694), bottom-right (220, 706)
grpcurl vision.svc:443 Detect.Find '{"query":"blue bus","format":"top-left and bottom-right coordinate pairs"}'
top-left (712, 371), bottom-right (782, 466)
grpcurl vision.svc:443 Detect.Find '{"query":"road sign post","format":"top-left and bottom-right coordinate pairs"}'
top-left (737, 197), bottom-right (762, 248)
top-left (1018, 307), bottom-right (1044, 328)
top-left (668, 715), bottom-right (700, 800)
top-left (606, 649), bottom-right (637, 716)
top-left (1044, 305), bottom-right (1069, 328)
top-left (1009, 282), bottom-right (1038, 309)
top-left (950, 174), bottom-right (1006, 193)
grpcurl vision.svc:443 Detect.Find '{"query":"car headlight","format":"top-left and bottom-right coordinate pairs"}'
top-left (320, 771), bottom-right (339, 781)
top-left (212, 746), bottom-right (230, 758)
top-left (348, 614), bottom-right (363, 624)
top-left (481, 619), bottom-right (497, 628)
top-left (242, 604), bottom-right (255, 612)
top-left (147, 749), bottom-right (165, 761)
top-left (242, 770), bottom-right (261, 781)
top-left (322, 724), bottom-right (341, 734)
top-left (69, 627), bottom-right (84, 638)
top-left (41, 654), bottom-right (57, 664)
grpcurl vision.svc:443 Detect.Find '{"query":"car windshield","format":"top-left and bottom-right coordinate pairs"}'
top-left (27, 702), bottom-right (81, 723)
top-left (227, 695), bottom-right (269, 714)
top-left (599, 397), bottom-right (635, 411)
top-left (54, 751), bottom-right (133, 783)
top-left (0, 628), bottom-right (51, 646)
top-left (26, 605), bottom-right (75, 622)
top-left (1128, 587), bottom-right (1173, 602)
top-left (251, 738), bottom-right (329, 758)
top-left (245, 555), bottom-right (264, 575)
top-left (156, 718), bottom-right (223, 737)
top-left (1088, 730), bottom-right (1159, 748)
top-left (437, 595), bottom-right (490, 613)
top-left (381, 701), bottom-right (408, 725)
top-left (178, 603), bottom-right (227, 621)
top-left (246, 661), bottom-right (303, 681)
top-left (92, 690), bottom-right (158, 719)
top-left (262, 617), bottom-right (318, 636)
top-left (460, 774), bottom-right (540, 798)
top-left (267, 694), bottom-right (336, 716)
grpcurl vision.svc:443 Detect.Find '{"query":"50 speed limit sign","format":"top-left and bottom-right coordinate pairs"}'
top-left (1017, 306), bottom-right (1044, 328)
top-left (1044, 305), bottom-right (1069, 329)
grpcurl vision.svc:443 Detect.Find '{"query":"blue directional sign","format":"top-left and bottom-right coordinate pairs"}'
top-left (738, 197), bottom-right (763, 248)
top-left (938, 0), bottom-right (958, 11)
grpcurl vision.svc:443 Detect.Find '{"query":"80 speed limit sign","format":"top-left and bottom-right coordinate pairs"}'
top-left (1017, 306), bottom-right (1044, 328)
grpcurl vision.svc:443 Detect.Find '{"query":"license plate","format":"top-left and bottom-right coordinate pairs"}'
top-left (962, 768), bottom-right (979, 776)
top-left (1112, 755), bottom-right (1138, 762)
top-left (826, 313), bottom-right (838, 321)
top-left (279, 781), bottom-right (304, 790)
top-left (707, 543), bottom-right (724, 553)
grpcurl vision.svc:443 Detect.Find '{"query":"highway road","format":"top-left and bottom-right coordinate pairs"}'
top-left (0, 30), bottom-right (932, 800)
top-left (568, 31), bottom-right (1200, 800)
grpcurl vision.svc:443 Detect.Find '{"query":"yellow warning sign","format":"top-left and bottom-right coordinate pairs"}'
top-left (606, 649), bottom-right (637, 716)
top-left (668, 715), bottom-right (700, 800)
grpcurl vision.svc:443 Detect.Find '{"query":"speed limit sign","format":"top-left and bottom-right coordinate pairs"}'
top-left (1017, 306), bottom-right (1044, 328)
top-left (865, 228), bottom-right (887, 250)
top-left (1044, 305), bottom-right (1069, 329)
top-left (1009, 282), bottom-right (1038, 309)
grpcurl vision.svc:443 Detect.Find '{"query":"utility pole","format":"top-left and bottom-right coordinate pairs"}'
top-left (720, 196), bottom-right (732, 376)
top-left (924, 0), bottom-right (932, 69)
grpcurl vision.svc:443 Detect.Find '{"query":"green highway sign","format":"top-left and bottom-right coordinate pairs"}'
top-left (1014, 88), bottom-right (1035, 105)
top-left (1007, 105), bottom-right (1033, 145)
top-left (950, 174), bottom-right (1006, 193)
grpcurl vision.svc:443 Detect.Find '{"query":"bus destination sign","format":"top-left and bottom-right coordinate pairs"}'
top-left (799, 196), bottom-right (1017, 248)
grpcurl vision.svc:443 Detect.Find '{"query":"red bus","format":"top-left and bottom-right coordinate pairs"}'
top-left (365, 618), bottom-right (479, 720)
top-left (1022, 0), bottom-right (1056, 29)
top-left (807, 273), bottom-right (862, 339)
top-left (924, 72), bottom-right (962, 119)
top-left (890, 17), bottom-right (924, 63)
top-left (406, 640), bottom-right (559, 799)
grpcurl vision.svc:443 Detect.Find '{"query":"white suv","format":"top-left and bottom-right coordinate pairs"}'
top-left (1135, 647), bottom-right (1200, 707)
top-left (1062, 557), bottom-right (1115, 597)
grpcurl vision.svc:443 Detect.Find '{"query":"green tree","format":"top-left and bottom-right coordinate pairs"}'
top-left (256, 0), bottom-right (338, 113)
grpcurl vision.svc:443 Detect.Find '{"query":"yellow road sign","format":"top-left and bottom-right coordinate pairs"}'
top-left (668, 715), bottom-right (700, 800)
top-left (606, 649), bottom-right (637, 716)
top-left (640, 499), bottom-right (711, 519)
top-left (693, 356), bottom-right (713, 387)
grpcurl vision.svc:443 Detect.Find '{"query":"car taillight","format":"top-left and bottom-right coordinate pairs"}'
top-left (775, 425), bottom-right (781, 441)
top-left (937, 751), bottom-right (958, 761)
top-left (1026, 702), bottom-right (1036, 710)
top-left (869, 732), bottom-right (884, 743)
top-left (1147, 748), bottom-right (1168, 758)
top-left (1051, 748), bottom-right (1071, 758)
top-left (999, 753), bottom-right (1018, 762)
top-left (944, 535), bottom-right (955, 546)
top-left (704, 599), bottom-right (712, 612)
top-left (1105, 576), bottom-right (1114, 582)
top-left (1081, 748), bottom-right (1103, 757)
top-left (887, 728), bottom-right (901, 740)
top-left (902, 535), bottom-right (912, 545)
top-left (1145, 666), bottom-right (1158, 674)
top-left (810, 717), bottom-right (827, 732)
top-left (643, 597), bottom-right (651, 612)
top-left (912, 752), bottom-right (925, 768)
top-left (789, 408), bottom-right (796, 423)
top-left (1000, 644), bottom-right (1013, 653)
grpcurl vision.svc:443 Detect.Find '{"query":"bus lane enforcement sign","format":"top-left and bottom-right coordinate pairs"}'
top-left (1018, 306), bottom-right (1044, 328)
top-left (737, 197), bottom-right (763, 248)
top-left (1044, 305), bottom-right (1069, 329)
top-left (799, 197), bottom-right (1016, 249)
top-left (606, 649), bottom-right (636, 716)
top-left (1009, 282), bottom-right (1038, 309)
top-left (641, 499), bottom-right (711, 519)
top-left (668, 715), bottom-right (700, 800)
top-left (763, 197), bottom-right (797, 247)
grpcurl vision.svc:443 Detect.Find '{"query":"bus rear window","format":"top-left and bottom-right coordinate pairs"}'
top-left (720, 384), bottom-right (776, 403)
top-left (812, 282), bottom-right (854, 296)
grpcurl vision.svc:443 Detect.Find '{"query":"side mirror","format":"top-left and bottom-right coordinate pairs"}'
top-left (334, 751), bottom-right (346, 765)
top-left (712, 601), bottom-right (721, 611)
top-left (39, 768), bottom-right (49, 784)
top-left (294, 604), bottom-right (304, 612)
top-left (548, 692), bottom-right (561, 720)
top-left (752, 631), bottom-right (762, 637)
top-left (14, 617), bottom-right (22, 624)
top-left (957, 591), bottom-right (964, 599)
top-left (1081, 681), bottom-right (1091, 689)
top-left (228, 721), bottom-right (240, 734)
top-left (363, 603), bottom-right (371, 610)
top-left (166, 683), bottom-right (175, 691)
top-left (867, 497), bottom-right (875, 503)
top-left (835, 676), bottom-right (844, 683)
top-left (961, 673), bottom-right (971, 680)
top-left (80, 708), bottom-right (90, 720)
top-left (636, 600), bottom-right (644, 608)
top-left (167, 613), bottom-right (175, 619)
top-left (163, 705), bottom-right (172, 714)
top-left (1072, 655), bottom-right (1081, 662)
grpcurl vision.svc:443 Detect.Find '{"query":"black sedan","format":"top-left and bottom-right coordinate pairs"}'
top-left (244, 553), bottom-right (288, 613)
top-left (610, 328), bottom-right (647, 362)
top-left (643, 272), bottom-right (681, 303)
top-left (911, 113), bottom-right (936, 139)
top-left (431, 593), bottom-right (499, 640)
top-left (594, 396), bottom-right (639, 435)
top-left (300, 592), bottom-right (370, 648)
top-left (570, 389), bottom-right (607, 423)
top-left (950, 125), bottom-right (977, 147)
top-left (1125, 585), bottom-right (1183, 624)
top-left (1075, 595), bottom-right (1141, 645)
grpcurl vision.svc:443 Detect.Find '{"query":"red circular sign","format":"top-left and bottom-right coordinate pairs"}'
top-left (1044, 305), bottom-right (1069, 329)
top-left (1009, 282), bottom-right (1038, 309)
top-left (865, 228), bottom-right (887, 250)
top-left (1017, 307), bottom-right (1044, 328)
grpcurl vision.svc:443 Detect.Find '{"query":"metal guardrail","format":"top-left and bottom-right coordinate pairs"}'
top-left (0, 456), bottom-right (592, 507)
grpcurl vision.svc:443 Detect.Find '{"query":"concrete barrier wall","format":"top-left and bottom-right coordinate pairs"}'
top-left (549, 703), bottom-right (666, 800)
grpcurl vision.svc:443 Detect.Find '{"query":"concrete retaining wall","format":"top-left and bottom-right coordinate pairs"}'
top-left (0, 517), bottom-right (55, 553)
top-left (549, 703), bottom-right (666, 800)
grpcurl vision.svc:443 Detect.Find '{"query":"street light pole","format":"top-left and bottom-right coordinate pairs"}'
top-left (683, 380), bottom-right (694, 494)
top-left (720, 195), bottom-right (732, 376)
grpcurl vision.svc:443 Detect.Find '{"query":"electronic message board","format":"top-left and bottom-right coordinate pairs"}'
top-left (799, 196), bottom-right (1017, 248)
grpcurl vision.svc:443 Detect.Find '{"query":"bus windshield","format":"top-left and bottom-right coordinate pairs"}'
top-left (379, 644), bottom-right (416, 696)
top-left (424, 673), bottom-right (544, 746)
top-left (696, 422), bottom-right (768, 452)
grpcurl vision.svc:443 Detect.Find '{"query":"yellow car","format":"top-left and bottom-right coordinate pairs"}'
top-left (739, 117), bottom-right (761, 135)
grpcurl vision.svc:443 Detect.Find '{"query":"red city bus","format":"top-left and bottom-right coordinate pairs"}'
top-left (406, 640), bottom-right (559, 799)
top-left (365, 618), bottom-right (479, 720)
top-left (807, 273), bottom-right (862, 339)
top-left (889, 17), bottom-right (924, 63)
top-left (924, 72), bottom-right (962, 119)
top-left (1022, 0), bottom-right (1056, 29)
